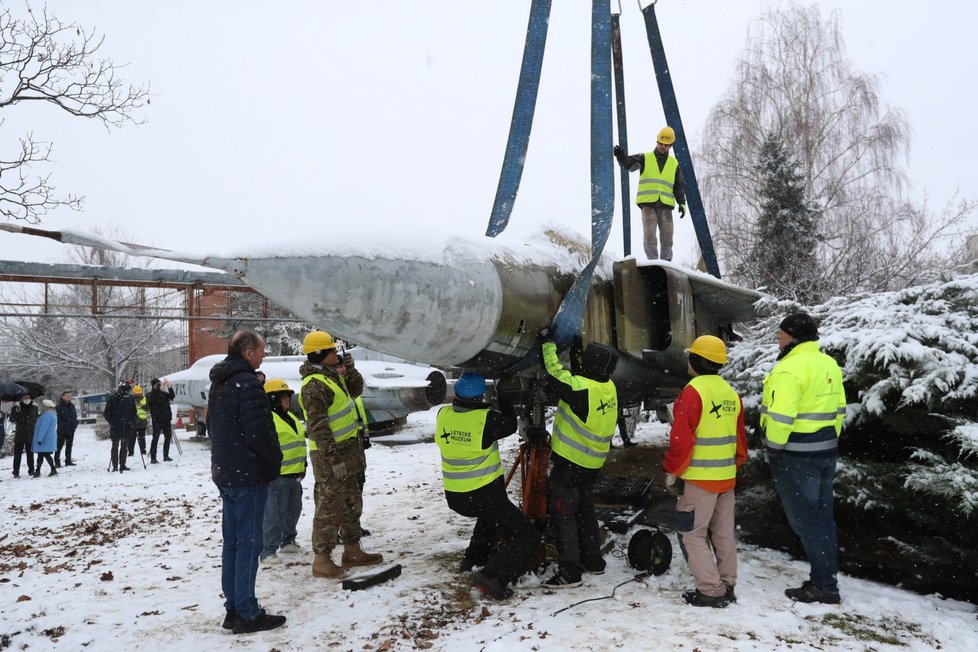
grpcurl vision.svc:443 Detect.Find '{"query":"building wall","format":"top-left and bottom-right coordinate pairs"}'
top-left (191, 288), bottom-right (232, 361)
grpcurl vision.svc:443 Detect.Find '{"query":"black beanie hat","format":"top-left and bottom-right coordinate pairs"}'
top-left (582, 343), bottom-right (618, 380)
top-left (779, 313), bottom-right (819, 340)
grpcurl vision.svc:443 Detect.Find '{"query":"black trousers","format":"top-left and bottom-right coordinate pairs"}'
top-left (548, 459), bottom-right (603, 580)
top-left (13, 441), bottom-right (34, 475)
top-left (111, 438), bottom-right (129, 470)
top-left (150, 421), bottom-right (172, 460)
top-left (129, 425), bottom-right (147, 456)
top-left (56, 429), bottom-right (75, 465)
top-left (446, 478), bottom-right (540, 586)
top-left (35, 452), bottom-right (56, 474)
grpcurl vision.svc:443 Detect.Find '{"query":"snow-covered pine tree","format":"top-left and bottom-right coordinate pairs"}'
top-left (743, 134), bottom-right (821, 302)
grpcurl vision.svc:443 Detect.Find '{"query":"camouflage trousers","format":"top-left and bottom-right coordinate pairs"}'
top-left (310, 438), bottom-right (366, 554)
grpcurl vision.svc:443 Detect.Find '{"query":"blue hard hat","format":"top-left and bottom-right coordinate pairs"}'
top-left (454, 372), bottom-right (486, 399)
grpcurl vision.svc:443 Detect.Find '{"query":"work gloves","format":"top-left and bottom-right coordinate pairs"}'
top-left (664, 472), bottom-right (679, 496)
top-left (678, 204), bottom-right (686, 219)
top-left (341, 352), bottom-right (354, 368)
top-left (613, 145), bottom-right (627, 166)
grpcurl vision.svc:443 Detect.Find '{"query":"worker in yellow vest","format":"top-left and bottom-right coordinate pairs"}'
top-left (259, 379), bottom-right (308, 565)
top-left (436, 372), bottom-right (540, 601)
top-left (130, 385), bottom-right (149, 459)
top-left (614, 126), bottom-right (687, 261)
top-left (761, 313), bottom-right (846, 605)
top-left (664, 335), bottom-right (748, 608)
top-left (299, 330), bottom-right (382, 579)
top-left (539, 327), bottom-right (619, 588)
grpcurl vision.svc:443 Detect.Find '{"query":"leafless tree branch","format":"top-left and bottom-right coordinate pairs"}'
top-left (0, 4), bottom-right (148, 223)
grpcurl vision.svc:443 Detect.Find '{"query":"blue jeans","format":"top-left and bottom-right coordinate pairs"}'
top-left (769, 452), bottom-right (839, 594)
top-left (262, 475), bottom-right (303, 556)
top-left (219, 484), bottom-right (268, 620)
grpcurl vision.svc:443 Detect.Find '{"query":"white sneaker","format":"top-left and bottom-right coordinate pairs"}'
top-left (260, 553), bottom-right (282, 565)
top-left (279, 542), bottom-right (305, 554)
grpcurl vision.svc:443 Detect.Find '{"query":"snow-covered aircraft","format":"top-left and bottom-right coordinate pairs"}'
top-left (164, 348), bottom-right (447, 436)
top-left (0, 224), bottom-right (758, 409)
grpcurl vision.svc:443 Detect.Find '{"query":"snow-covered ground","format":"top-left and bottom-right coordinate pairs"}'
top-left (2, 410), bottom-right (977, 651)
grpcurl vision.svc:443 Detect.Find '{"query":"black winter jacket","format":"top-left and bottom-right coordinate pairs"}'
top-left (208, 353), bottom-right (282, 487)
top-left (103, 389), bottom-right (137, 440)
top-left (147, 386), bottom-right (175, 424)
top-left (10, 402), bottom-right (37, 445)
top-left (56, 400), bottom-right (78, 435)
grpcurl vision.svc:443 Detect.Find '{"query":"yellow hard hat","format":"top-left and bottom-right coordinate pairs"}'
top-left (263, 379), bottom-right (293, 395)
top-left (132, 385), bottom-right (143, 395)
top-left (302, 330), bottom-right (337, 354)
top-left (686, 335), bottom-right (727, 364)
top-left (657, 126), bottom-right (676, 145)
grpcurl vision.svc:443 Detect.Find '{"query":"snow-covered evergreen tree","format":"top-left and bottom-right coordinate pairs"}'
top-left (743, 134), bottom-right (821, 302)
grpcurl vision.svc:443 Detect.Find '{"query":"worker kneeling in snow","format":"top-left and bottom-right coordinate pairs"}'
top-left (437, 372), bottom-right (540, 601)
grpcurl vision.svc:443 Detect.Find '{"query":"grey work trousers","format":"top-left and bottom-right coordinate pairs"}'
top-left (641, 205), bottom-right (675, 261)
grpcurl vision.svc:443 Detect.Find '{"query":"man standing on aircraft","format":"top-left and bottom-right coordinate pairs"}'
top-left (299, 330), bottom-right (382, 579)
top-left (614, 126), bottom-right (686, 261)
top-left (664, 336), bottom-right (748, 608)
top-left (436, 372), bottom-right (539, 600)
top-left (540, 328), bottom-right (619, 588)
top-left (761, 313), bottom-right (846, 605)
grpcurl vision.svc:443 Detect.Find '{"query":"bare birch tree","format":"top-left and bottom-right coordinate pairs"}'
top-left (0, 3), bottom-right (148, 222)
top-left (698, 4), bottom-right (975, 297)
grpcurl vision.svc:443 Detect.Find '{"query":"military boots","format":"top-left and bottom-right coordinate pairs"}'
top-left (312, 550), bottom-right (344, 579)
top-left (342, 542), bottom-right (383, 567)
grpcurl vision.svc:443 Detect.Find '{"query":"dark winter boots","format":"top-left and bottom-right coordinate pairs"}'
top-left (231, 609), bottom-right (286, 635)
top-left (682, 589), bottom-right (731, 608)
top-left (785, 581), bottom-right (840, 604)
top-left (471, 570), bottom-right (514, 600)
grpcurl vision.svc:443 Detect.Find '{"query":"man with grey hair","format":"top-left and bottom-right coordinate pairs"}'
top-left (208, 329), bottom-right (285, 634)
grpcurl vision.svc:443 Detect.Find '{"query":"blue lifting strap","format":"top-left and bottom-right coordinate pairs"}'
top-left (551, 0), bottom-right (615, 348)
top-left (500, 0), bottom-right (615, 375)
top-left (611, 12), bottom-right (632, 257)
top-left (485, 0), bottom-right (552, 238)
top-left (641, 2), bottom-right (721, 278)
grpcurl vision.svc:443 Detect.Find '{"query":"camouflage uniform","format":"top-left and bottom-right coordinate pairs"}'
top-left (299, 360), bottom-right (367, 554)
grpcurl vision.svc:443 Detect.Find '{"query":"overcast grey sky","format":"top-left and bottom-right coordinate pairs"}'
top-left (1, 1), bottom-right (975, 268)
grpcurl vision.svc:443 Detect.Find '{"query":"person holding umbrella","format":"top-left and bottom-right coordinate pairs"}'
top-left (10, 394), bottom-right (37, 477)
top-left (1, 381), bottom-right (28, 458)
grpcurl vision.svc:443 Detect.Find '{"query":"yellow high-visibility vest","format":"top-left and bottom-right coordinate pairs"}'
top-left (760, 341), bottom-right (846, 454)
top-left (637, 154), bottom-right (678, 207)
top-left (435, 405), bottom-right (502, 493)
top-left (272, 411), bottom-right (307, 475)
top-left (299, 373), bottom-right (359, 444)
top-left (681, 375), bottom-right (740, 481)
